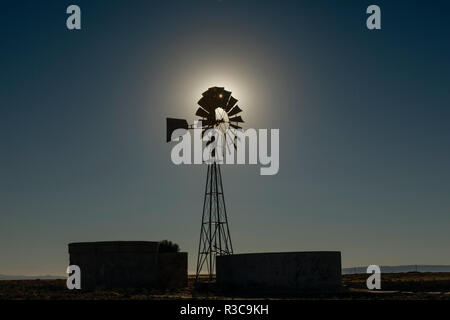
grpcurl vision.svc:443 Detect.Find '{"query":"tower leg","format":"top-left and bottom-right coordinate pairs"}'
top-left (195, 163), bottom-right (233, 282)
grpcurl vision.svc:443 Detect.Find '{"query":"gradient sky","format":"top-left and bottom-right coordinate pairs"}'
top-left (1, 0), bottom-right (449, 275)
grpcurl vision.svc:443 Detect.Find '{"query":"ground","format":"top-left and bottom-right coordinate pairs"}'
top-left (0, 273), bottom-right (449, 300)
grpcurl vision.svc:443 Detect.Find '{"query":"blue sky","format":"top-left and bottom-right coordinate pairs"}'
top-left (1, 0), bottom-right (449, 275)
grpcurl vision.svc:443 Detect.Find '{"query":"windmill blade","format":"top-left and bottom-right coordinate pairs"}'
top-left (219, 90), bottom-right (232, 108)
top-left (195, 107), bottom-right (210, 118)
top-left (197, 95), bottom-right (220, 115)
top-left (225, 96), bottom-right (238, 112)
top-left (202, 87), bottom-right (222, 96)
top-left (222, 90), bottom-right (231, 99)
top-left (229, 123), bottom-right (242, 130)
top-left (227, 105), bottom-right (242, 117)
top-left (166, 118), bottom-right (188, 142)
top-left (229, 116), bottom-right (244, 123)
top-left (211, 86), bottom-right (224, 93)
top-left (199, 87), bottom-right (239, 112)
top-left (200, 119), bottom-right (215, 129)
top-left (198, 96), bottom-right (215, 113)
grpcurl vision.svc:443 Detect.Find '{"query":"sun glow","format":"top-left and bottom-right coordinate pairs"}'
top-left (153, 30), bottom-right (287, 128)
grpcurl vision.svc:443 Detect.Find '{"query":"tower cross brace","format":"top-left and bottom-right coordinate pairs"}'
top-left (195, 162), bottom-right (233, 281)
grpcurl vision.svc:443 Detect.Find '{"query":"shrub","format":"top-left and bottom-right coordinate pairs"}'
top-left (158, 240), bottom-right (180, 253)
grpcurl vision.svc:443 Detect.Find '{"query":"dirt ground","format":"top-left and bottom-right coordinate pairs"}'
top-left (1, 272), bottom-right (449, 300)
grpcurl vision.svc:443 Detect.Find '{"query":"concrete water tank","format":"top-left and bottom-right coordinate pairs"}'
top-left (68, 241), bottom-right (187, 289)
top-left (216, 251), bottom-right (342, 293)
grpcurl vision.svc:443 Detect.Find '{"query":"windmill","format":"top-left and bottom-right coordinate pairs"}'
top-left (166, 87), bottom-right (244, 282)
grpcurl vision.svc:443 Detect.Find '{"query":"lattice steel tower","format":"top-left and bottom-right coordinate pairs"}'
top-left (196, 162), bottom-right (233, 281)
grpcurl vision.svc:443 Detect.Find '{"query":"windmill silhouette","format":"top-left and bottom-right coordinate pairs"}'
top-left (166, 87), bottom-right (244, 282)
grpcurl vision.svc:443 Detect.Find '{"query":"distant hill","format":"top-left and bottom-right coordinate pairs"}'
top-left (0, 274), bottom-right (65, 280)
top-left (2, 265), bottom-right (450, 279)
top-left (343, 265), bottom-right (450, 274)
